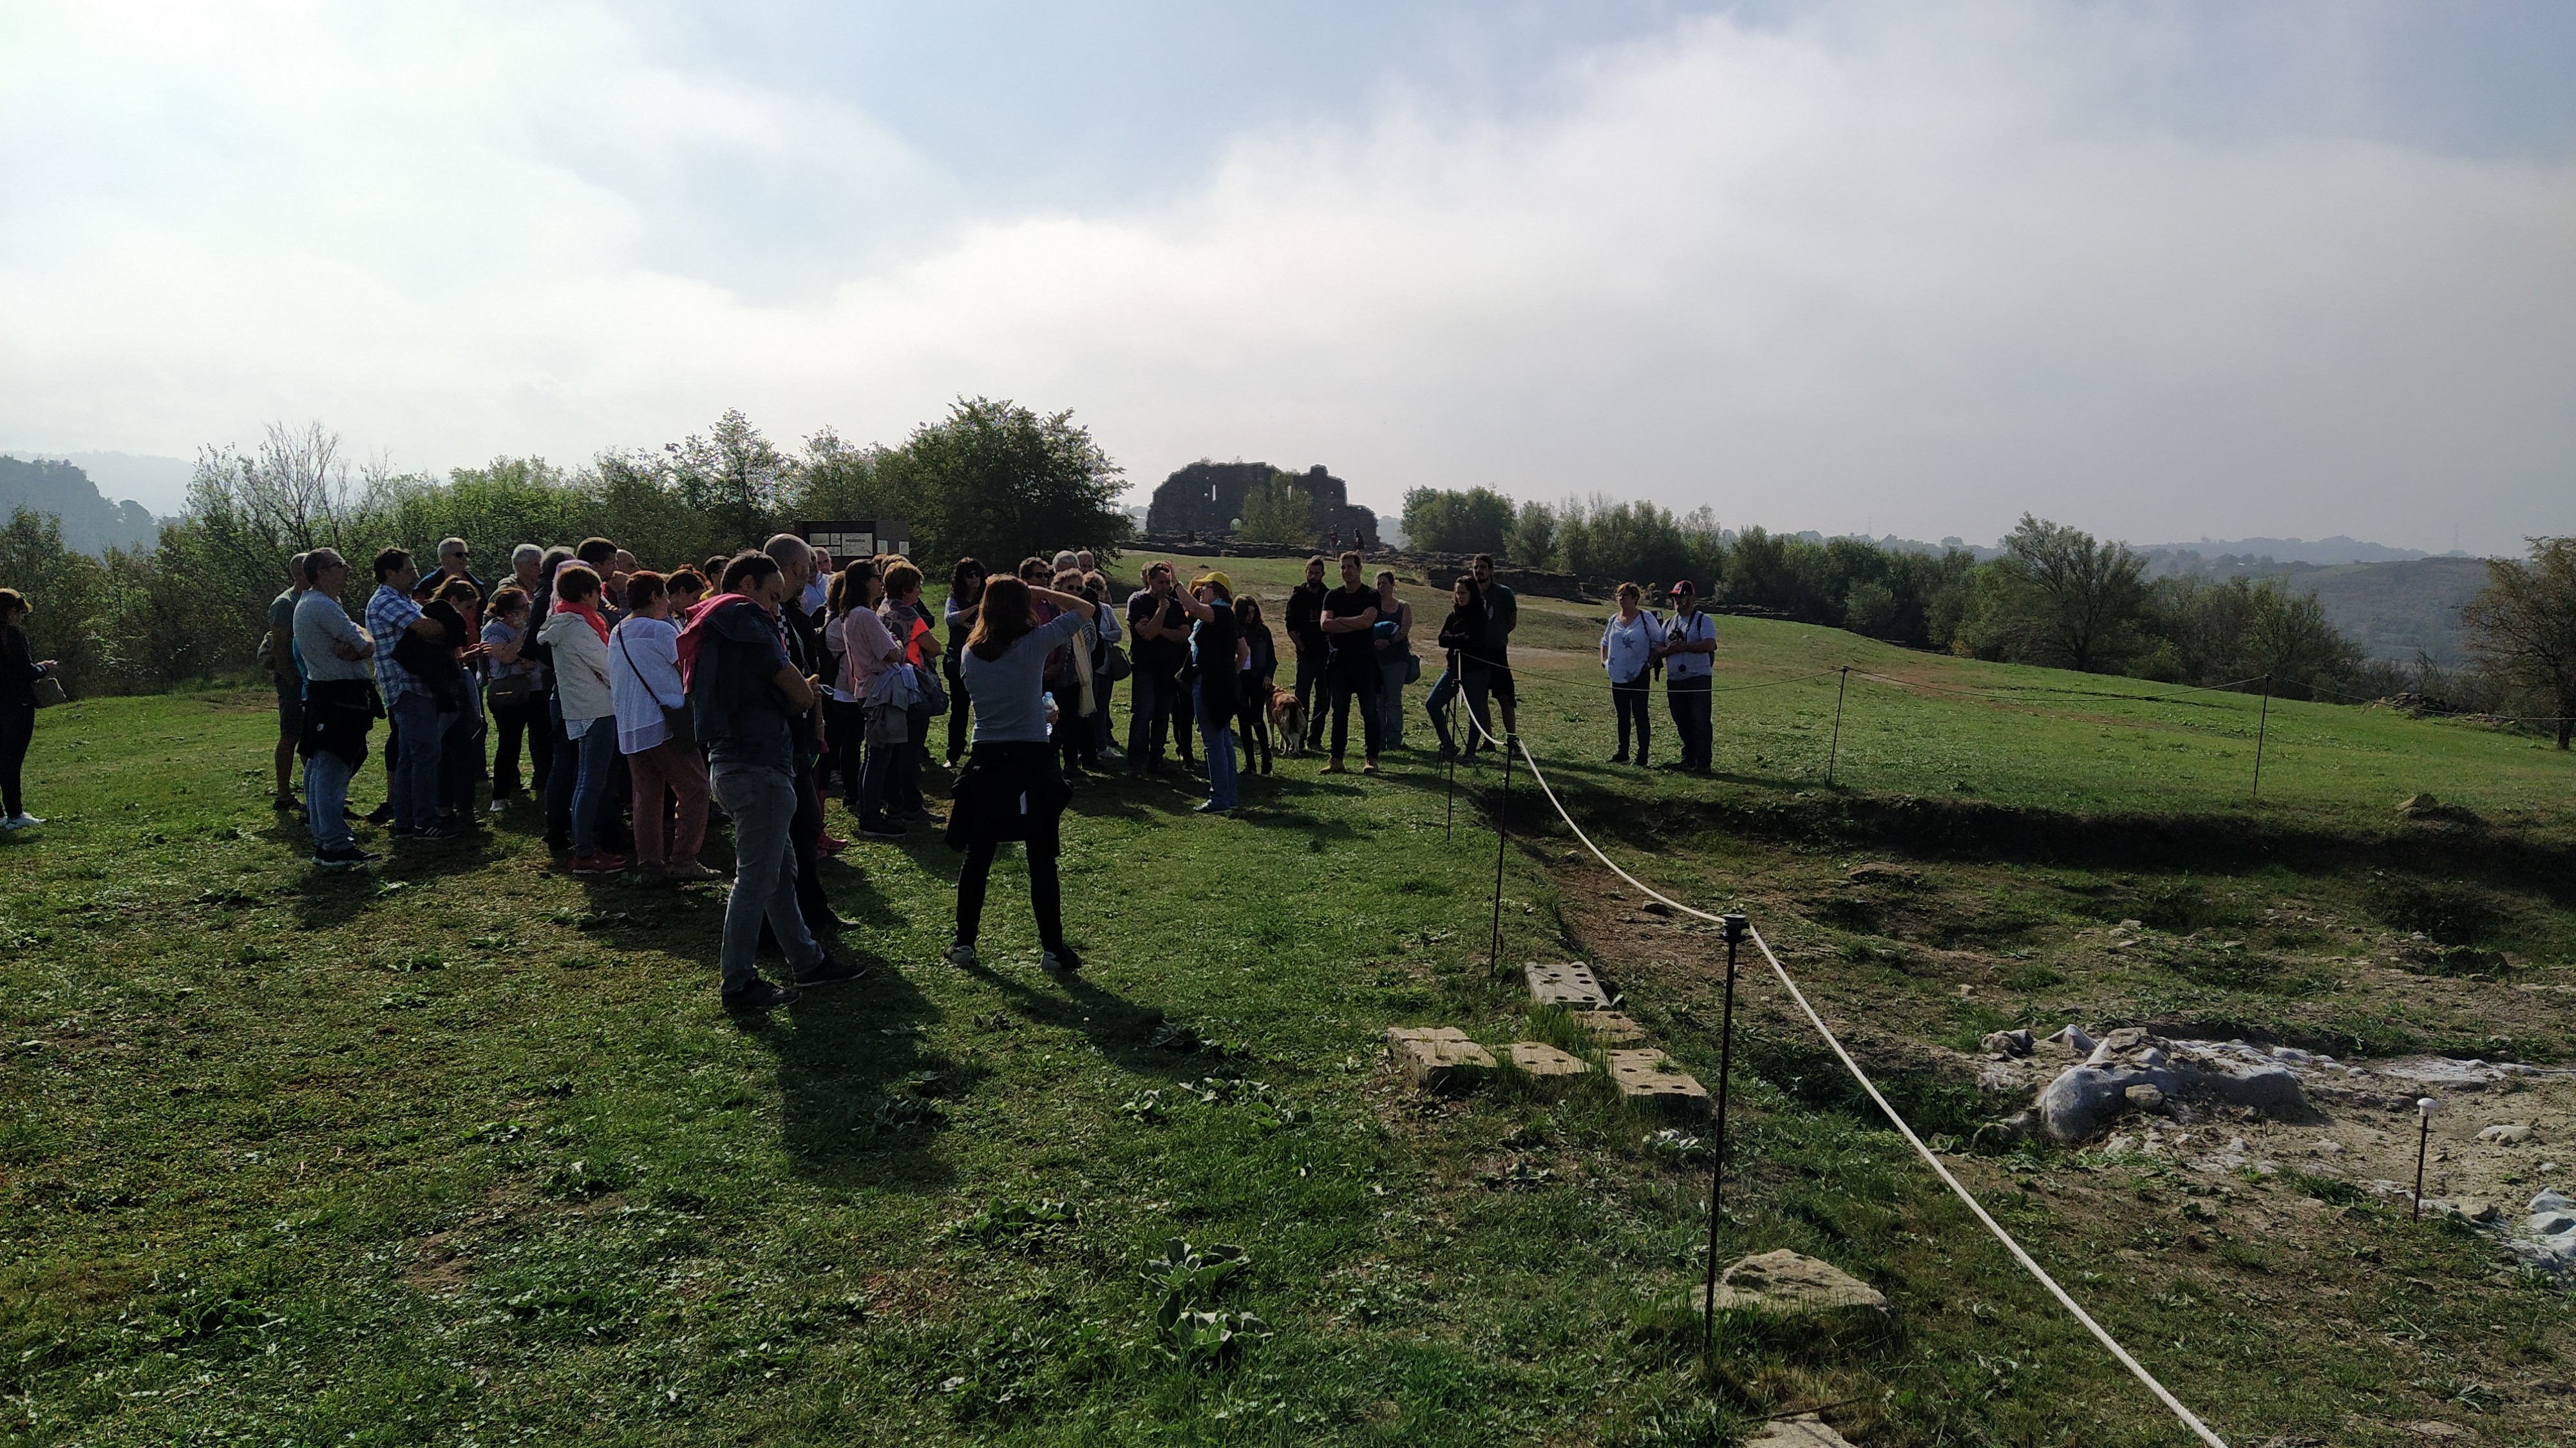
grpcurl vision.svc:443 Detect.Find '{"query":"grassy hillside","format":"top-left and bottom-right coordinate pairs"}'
top-left (2295, 556), bottom-right (2494, 666)
top-left (4, 600), bottom-right (2572, 1445)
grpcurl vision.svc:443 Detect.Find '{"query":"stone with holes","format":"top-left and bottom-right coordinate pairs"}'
top-left (1524, 961), bottom-right (1610, 1009)
top-left (1606, 1049), bottom-right (1709, 1116)
top-left (1572, 1009), bottom-right (1649, 1044)
top-left (1385, 1027), bottom-right (1495, 1091)
top-left (1695, 1249), bottom-right (1889, 1317)
top-left (1506, 1042), bottom-right (1590, 1078)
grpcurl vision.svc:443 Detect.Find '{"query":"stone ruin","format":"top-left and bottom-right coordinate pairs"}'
top-left (1978, 1025), bottom-right (2313, 1145)
top-left (1146, 460), bottom-right (1377, 548)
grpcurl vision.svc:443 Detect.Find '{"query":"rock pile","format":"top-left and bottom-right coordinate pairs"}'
top-left (1980, 1025), bottom-right (2312, 1145)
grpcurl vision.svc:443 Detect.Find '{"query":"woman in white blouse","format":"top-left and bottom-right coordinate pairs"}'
top-left (1600, 582), bottom-right (1659, 767)
top-left (607, 571), bottom-right (713, 879)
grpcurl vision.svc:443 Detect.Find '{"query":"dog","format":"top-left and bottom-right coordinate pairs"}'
top-left (1266, 684), bottom-right (1309, 757)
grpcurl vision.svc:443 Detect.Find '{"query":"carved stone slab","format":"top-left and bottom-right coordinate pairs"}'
top-left (1524, 961), bottom-right (1609, 1009)
top-left (1385, 1027), bottom-right (1495, 1090)
top-left (1607, 1049), bottom-right (1709, 1116)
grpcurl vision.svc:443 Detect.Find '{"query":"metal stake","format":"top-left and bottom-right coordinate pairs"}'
top-left (1487, 736), bottom-right (1514, 972)
top-left (2251, 673), bottom-right (2273, 801)
top-left (1703, 911), bottom-right (1749, 1364)
top-left (2412, 1096), bottom-right (2436, 1220)
top-left (1827, 667), bottom-right (1849, 786)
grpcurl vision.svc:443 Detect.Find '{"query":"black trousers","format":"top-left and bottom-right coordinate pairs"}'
top-left (0, 703), bottom-right (31, 817)
top-left (956, 828), bottom-right (1063, 951)
top-left (489, 696), bottom-right (549, 795)
top-left (1611, 680), bottom-right (1653, 763)
top-left (1233, 678), bottom-right (1271, 772)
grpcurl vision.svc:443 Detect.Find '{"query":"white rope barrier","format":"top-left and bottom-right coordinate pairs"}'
top-left (1460, 700), bottom-right (2230, 1448)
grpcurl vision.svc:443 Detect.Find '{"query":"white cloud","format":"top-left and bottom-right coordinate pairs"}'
top-left (3, 2), bottom-right (2569, 549)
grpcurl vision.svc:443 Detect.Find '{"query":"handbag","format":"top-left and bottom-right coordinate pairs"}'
top-left (1405, 654), bottom-right (1423, 685)
top-left (614, 625), bottom-right (693, 746)
top-left (916, 659), bottom-right (948, 715)
top-left (31, 672), bottom-right (67, 708)
top-left (1099, 642), bottom-right (1132, 683)
top-left (486, 668), bottom-right (538, 704)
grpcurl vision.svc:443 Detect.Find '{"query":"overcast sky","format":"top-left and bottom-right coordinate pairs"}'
top-left (3, 1), bottom-right (2570, 549)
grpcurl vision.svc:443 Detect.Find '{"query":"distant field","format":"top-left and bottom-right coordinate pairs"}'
top-left (5, 596), bottom-right (2572, 1445)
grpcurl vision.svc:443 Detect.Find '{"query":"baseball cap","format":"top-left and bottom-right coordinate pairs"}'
top-left (1191, 569), bottom-right (1235, 598)
top-left (1669, 580), bottom-right (1695, 596)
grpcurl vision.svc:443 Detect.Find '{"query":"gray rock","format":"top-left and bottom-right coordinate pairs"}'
top-left (1982, 1029), bottom-right (2035, 1058)
top-left (2041, 1065), bottom-right (2183, 1143)
top-left (1698, 1249), bottom-right (1888, 1316)
top-left (2480, 1122), bottom-right (2535, 1145)
top-left (2534, 1188), bottom-right (2575, 1214)
top-left (2047, 1024), bottom-right (2096, 1055)
top-left (2125, 1084), bottom-right (2167, 1111)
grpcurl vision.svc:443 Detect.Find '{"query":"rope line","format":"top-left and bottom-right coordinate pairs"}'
top-left (1465, 701), bottom-right (2230, 1447)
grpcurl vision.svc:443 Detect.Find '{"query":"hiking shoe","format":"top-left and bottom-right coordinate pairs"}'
top-left (311, 844), bottom-right (377, 867)
top-left (363, 801), bottom-right (395, 824)
top-left (1039, 944), bottom-right (1084, 976)
top-left (722, 978), bottom-right (800, 1013)
top-left (793, 953), bottom-right (869, 987)
top-left (944, 942), bottom-right (978, 969)
top-left (422, 821), bottom-right (464, 841)
top-left (569, 852), bottom-right (628, 875)
top-left (858, 819), bottom-right (907, 840)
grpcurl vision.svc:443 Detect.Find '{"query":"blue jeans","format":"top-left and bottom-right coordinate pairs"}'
top-left (1376, 654), bottom-right (1409, 748)
top-left (303, 750), bottom-right (356, 853)
top-left (1667, 679), bottom-right (1712, 769)
top-left (561, 723), bottom-right (618, 855)
top-left (710, 763), bottom-right (821, 992)
top-left (1196, 682), bottom-right (1238, 810)
top-left (386, 691), bottom-right (448, 830)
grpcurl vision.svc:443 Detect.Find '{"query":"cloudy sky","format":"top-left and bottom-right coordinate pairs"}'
top-left (3, 0), bottom-right (2570, 549)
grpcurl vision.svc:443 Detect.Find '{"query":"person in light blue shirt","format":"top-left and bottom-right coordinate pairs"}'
top-left (290, 549), bottom-right (379, 864)
top-left (1599, 583), bottom-right (1660, 767)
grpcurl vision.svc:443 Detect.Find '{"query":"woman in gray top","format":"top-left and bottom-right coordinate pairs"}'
top-left (946, 576), bottom-right (1094, 977)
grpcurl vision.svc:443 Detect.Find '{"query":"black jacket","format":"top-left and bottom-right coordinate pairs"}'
top-left (2, 625), bottom-right (44, 709)
top-left (1436, 602), bottom-right (1487, 660)
top-left (1284, 582), bottom-right (1327, 656)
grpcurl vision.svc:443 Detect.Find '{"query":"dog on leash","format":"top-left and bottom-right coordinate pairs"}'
top-left (1267, 685), bottom-right (1309, 756)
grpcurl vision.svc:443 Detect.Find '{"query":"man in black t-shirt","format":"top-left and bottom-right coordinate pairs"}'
top-left (1283, 555), bottom-right (1329, 719)
top-left (1317, 551), bottom-right (1385, 774)
top-left (1124, 561), bottom-right (1191, 776)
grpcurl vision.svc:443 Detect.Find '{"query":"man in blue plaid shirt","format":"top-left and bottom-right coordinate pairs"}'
top-left (366, 547), bottom-right (454, 838)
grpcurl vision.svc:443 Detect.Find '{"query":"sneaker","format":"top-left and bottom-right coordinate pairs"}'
top-left (569, 852), bottom-right (628, 875)
top-left (363, 801), bottom-right (395, 825)
top-left (422, 821), bottom-right (464, 841)
top-left (1039, 944), bottom-right (1084, 976)
top-left (1361, 758), bottom-right (1379, 776)
top-left (488, 799), bottom-right (505, 814)
top-left (311, 844), bottom-right (377, 867)
top-left (722, 978), bottom-right (800, 1013)
top-left (1608, 752), bottom-right (1628, 765)
top-left (661, 861), bottom-right (721, 882)
top-left (1193, 801), bottom-right (1233, 815)
top-left (944, 942), bottom-right (979, 969)
top-left (858, 819), bottom-right (907, 840)
top-left (793, 952), bottom-right (869, 987)
top-left (272, 794), bottom-right (298, 812)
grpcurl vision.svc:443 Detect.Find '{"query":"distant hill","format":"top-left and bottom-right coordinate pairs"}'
top-left (0, 455), bottom-right (163, 554)
top-left (2297, 556), bottom-right (2493, 665)
top-left (2137, 535), bottom-right (2465, 566)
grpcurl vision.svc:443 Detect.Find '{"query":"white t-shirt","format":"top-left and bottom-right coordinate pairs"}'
top-left (1663, 609), bottom-right (1717, 683)
top-left (1601, 611), bottom-right (1659, 684)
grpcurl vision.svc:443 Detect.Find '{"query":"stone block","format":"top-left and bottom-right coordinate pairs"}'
top-left (1385, 1027), bottom-right (1495, 1091)
top-left (1747, 1415), bottom-right (1858, 1448)
top-left (1571, 1009), bottom-right (1648, 1044)
top-left (1524, 961), bottom-right (1610, 1009)
top-left (1607, 1049), bottom-right (1709, 1117)
top-left (1696, 1249), bottom-right (1889, 1316)
top-left (1506, 1042), bottom-right (1590, 1078)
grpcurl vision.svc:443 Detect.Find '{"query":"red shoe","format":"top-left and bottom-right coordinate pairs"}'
top-left (819, 834), bottom-right (849, 855)
top-left (569, 852), bottom-right (628, 875)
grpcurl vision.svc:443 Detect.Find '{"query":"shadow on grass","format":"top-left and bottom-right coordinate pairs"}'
top-left (748, 966), bottom-right (975, 1192)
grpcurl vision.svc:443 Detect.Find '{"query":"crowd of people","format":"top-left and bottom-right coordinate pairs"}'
top-left (0, 537), bottom-right (1721, 1004)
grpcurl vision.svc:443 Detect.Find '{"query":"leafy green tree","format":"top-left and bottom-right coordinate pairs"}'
top-left (1508, 500), bottom-right (1560, 568)
top-left (791, 428), bottom-right (904, 537)
top-left (1235, 471), bottom-right (1314, 546)
top-left (1399, 487), bottom-right (1515, 555)
top-left (0, 508), bottom-right (112, 693)
top-left (889, 397), bottom-right (1129, 568)
top-left (2462, 537), bottom-right (2576, 748)
top-left (1980, 515), bottom-right (2149, 672)
top-left (667, 408), bottom-right (793, 549)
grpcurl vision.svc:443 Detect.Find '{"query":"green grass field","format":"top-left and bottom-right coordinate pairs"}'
top-left (5, 591), bottom-right (2572, 1445)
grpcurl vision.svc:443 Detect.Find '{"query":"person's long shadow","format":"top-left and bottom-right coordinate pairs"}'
top-left (739, 964), bottom-right (971, 1194)
top-left (959, 961), bottom-right (1227, 1085)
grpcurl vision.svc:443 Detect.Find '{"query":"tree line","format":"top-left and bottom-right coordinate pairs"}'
top-left (0, 399), bottom-right (1129, 700)
top-left (1399, 486), bottom-right (2576, 731)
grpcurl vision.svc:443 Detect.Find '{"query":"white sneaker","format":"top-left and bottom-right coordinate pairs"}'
top-left (488, 799), bottom-right (504, 814)
top-left (4, 814), bottom-right (39, 830)
top-left (943, 942), bottom-right (978, 969)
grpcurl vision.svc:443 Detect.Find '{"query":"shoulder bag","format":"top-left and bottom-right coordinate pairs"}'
top-left (31, 671), bottom-right (67, 708)
top-left (616, 625), bottom-right (693, 746)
